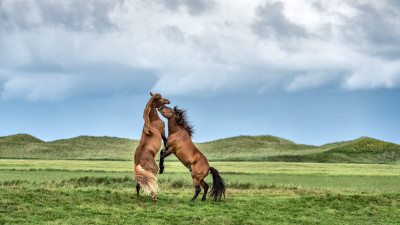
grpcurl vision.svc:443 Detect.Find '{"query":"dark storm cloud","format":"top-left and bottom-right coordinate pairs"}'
top-left (153, 0), bottom-right (215, 15)
top-left (0, 0), bottom-right (123, 32)
top-left (343, 1), bottom-right (400, 59)
top-left (251, 1), bottom-right (309, 39)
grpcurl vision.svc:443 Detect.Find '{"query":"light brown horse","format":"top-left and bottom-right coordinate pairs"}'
top-left (134, 92), bottom-right (169, 202)
top-left (158, 106), bottom-right (226, 201)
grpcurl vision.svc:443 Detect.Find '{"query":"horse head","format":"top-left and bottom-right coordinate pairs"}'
top-left (150, 92), bottom-right (170, 108)
top-left (143, 92), bottom-right (170, 134)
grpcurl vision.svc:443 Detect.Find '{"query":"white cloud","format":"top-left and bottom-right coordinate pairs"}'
top-left (342, 61), bottom-right (400, 90)
top-left (1, 73), bottom-right (74, 101)
top-left (0, 0), bottom-right (399, 101)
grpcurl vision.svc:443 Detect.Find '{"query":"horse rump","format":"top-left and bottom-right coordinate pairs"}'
top-left (209, 167), bottom-right (226, 201)
top-left (134, 164), bottom-right (158, 194)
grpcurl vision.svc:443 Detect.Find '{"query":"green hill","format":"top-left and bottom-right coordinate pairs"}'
top-left (0, 134), bottom-right (44, 144)
top-left (196, 135), bottom-right (320, 161)
top-left (269, 137), bottom-right (400, 164)
top-left (0, 134), bottom-right (399, 163)
top-left (0, 134), bottom-right (138, 160)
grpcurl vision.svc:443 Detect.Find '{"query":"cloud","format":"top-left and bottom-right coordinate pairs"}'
top-left (251, 1), bottom-right (309, 39)
top-left (1, 0), bottom-right (400, 101)
top-left (150, 0), bottom-right (215, 16)
top-left (342, 1), bottom-right (400, 59)
top-left (1, 73), bottom-right (74, 101)
top-left (0, 63), bottom-right (157, 101)
top-left (0, 0), bottom-right (122, 33)
top-left (160, 25), bottom-right (186, 44)
top-left (285, 71), bottom-right (345, 92)
top-left (342, 61), bottom-right (400, 90)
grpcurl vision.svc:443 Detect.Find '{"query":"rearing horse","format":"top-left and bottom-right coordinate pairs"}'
top-left (158, 106), bottom-right (226, 201)
top-left (134, 92), bottom-right (169, 202)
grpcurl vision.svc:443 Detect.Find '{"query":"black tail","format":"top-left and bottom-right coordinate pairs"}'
top-left (209, 167), bottom-right (226, 201)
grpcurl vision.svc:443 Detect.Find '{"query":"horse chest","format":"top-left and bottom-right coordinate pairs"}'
top-left (151, 120), bottom-right (165, 132)
top-left (166, 136), bottom-right (179, 148)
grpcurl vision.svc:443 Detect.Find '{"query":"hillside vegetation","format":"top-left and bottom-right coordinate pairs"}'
top-left (0, 134), bottom-right (137, 160)
top-left (1, 134), bottom-right (400, 163)
top-left (269, 137), bottom-right (400, 164)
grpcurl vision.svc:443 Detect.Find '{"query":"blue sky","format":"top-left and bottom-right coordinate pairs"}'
top-left (1, 0), bottom-right (399, 145)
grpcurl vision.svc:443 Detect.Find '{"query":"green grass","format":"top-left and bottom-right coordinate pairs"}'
top-left (0, 159), bottom-right (399, 192)
top-left (2, 134), bottom-right (400, 223)
top-left (2, 134), bottom-right (400, 163)
top-left (1, 186), bottom-right (399, 225)
top-left (1, 159), bottom-right (400, 224)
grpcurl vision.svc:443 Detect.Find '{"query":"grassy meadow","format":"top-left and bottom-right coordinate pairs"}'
top-left (1, 134), bottom-right (400, 224)
top-left (1, 159), bottom-right (400, 224)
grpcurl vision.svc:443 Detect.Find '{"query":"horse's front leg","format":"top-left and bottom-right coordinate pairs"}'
top-left (162, 135), bottom-right (168, 150)
top-left (159, 147), bottom-right (174, 174)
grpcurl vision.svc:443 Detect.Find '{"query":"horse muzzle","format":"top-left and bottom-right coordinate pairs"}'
top-left (158, 105), bottom-right (166, 112)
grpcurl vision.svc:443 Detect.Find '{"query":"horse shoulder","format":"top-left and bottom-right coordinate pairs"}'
top-left (166, 134), bottom-right (178, 148)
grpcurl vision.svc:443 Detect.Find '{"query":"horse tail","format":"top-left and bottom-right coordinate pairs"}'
top-left (209, 167), bottom-right (226, 201)
top-left (134, 164), bottom-right (158, 194)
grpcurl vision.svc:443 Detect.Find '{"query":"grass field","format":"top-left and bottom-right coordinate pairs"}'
top-left (1, 159), bottom-right (400, 224)
top-left (1, 134), bottom-right (400, 224)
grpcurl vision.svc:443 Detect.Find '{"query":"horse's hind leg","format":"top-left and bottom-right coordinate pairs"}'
top-left (136, 183), bottom-right (140, 199)
top-left (200, 179), bottom-right (209, 201)
top-left (191, 179), bottom-right (201, 202)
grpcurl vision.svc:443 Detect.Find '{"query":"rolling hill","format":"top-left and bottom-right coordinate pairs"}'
top-left (0, 134), bottom-right (138, 160)
top-left (269, 137), bottom-right (400, 164)
top-left (1, 134), bottom-right (399, 163)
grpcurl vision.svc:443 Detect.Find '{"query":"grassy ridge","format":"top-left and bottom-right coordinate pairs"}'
top-left (269, 137), bottom-right (400, 163)
top-left (0, 134), bottom-right (137, 160)
top-left (1, 134), bottom-right (400, 163)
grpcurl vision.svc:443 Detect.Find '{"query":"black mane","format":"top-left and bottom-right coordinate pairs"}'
top-left (173, 106), bottom-right (194, 137)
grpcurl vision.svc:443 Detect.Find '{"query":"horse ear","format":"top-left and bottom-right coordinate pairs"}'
top-left (150, 92), bottom-right (153, 96)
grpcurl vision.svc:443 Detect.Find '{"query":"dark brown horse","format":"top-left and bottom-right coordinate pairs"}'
top-left (134, 92), bottom-right (169, 202)
top-left (158, 106), bottom-right (226, 201)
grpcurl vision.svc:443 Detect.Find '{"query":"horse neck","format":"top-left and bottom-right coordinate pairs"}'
top-left (149, 106), bottom-right (160, 121)
top-left (167, 117), bottom-right (182, 135)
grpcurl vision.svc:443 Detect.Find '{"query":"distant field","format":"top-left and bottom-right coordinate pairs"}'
top-left (1, 134), bottom-right (400, 163)
top-left (1, 159), bottom-right (400, 224)
top-left (1, 160), bottom-right (400, 192)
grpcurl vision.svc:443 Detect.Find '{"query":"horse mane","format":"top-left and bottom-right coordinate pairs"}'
top-left (173, 106), bottom-right (194, 137)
